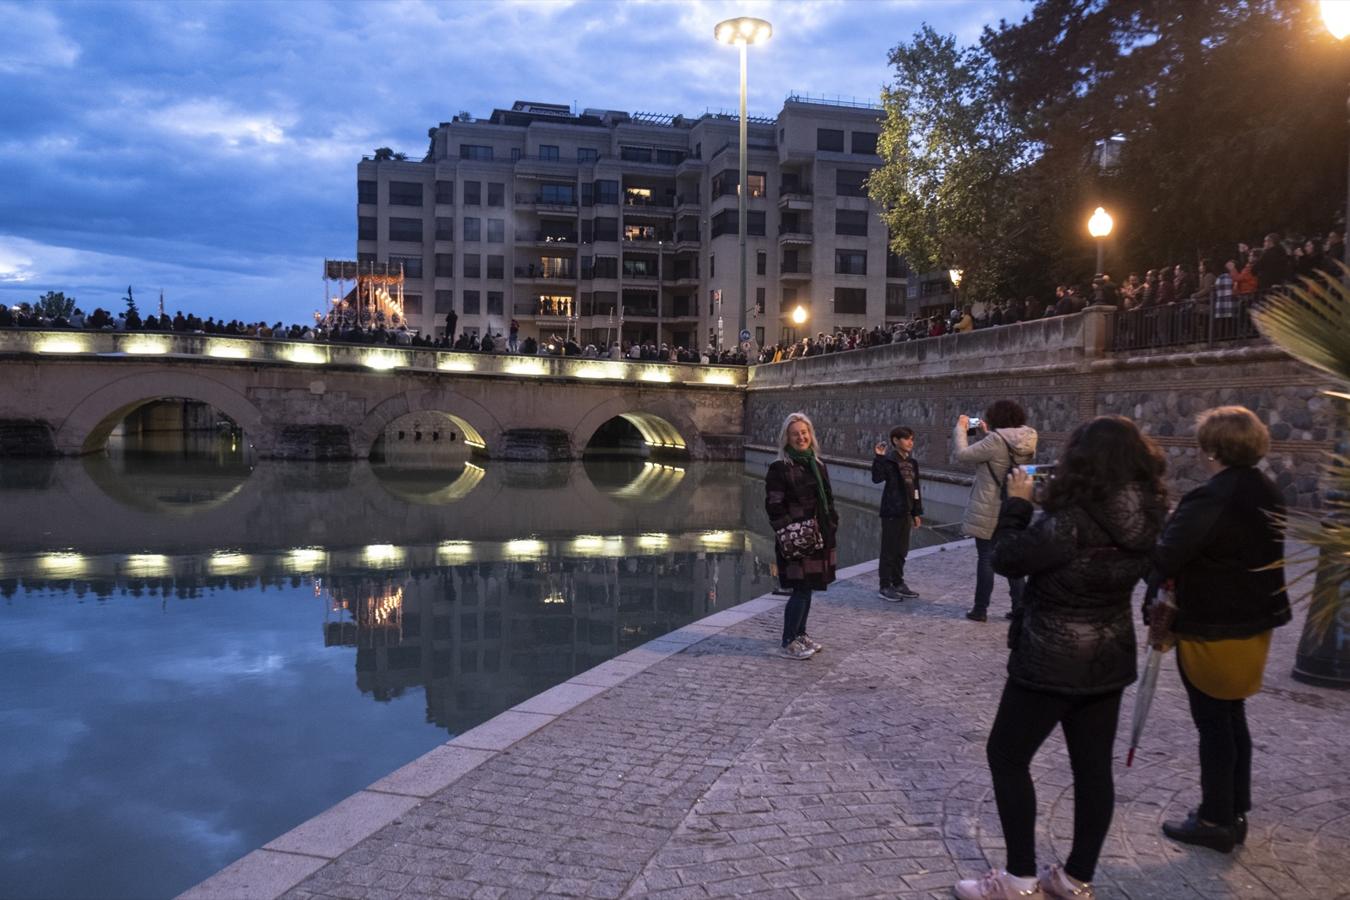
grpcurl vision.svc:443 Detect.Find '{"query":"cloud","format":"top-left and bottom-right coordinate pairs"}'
top-left (0, 2), bottom-right (80, 73)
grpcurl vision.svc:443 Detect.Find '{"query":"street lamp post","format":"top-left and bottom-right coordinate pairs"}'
top-left (715, 16), bottom-right (772, 353)
top-left (1324, 0), bottom-right (1350, 269)
top-left (1088, 206), bottom-right (1113, 276)
top-left (948, 268), bottom-right (963, 316)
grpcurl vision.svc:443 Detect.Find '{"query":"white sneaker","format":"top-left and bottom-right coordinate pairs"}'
top-left (778, 638), bottom-right (813, 660)
top-left (1038, 865), bottom-right (1093, 899)
top-left (954, 870), bottom-right (1044, 900)
top-left (799, 634), bottom-right (823, 653)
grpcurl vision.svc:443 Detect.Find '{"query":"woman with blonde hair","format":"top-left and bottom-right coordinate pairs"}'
top-left (765, 411), bottom-right (839, 659)
top-left (1149, 406), bottom-right (1291, 853)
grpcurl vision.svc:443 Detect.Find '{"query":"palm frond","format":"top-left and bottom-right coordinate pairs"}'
top-left (1251, 263), bottom-right (1350, 384)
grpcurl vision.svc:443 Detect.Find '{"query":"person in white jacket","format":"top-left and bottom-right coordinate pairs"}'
top-left (953, 400), bottom-right (1038, 622)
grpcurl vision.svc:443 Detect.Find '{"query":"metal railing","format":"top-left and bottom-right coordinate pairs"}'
top-left (513, 266), bottom-right (575, 280)
top-left (779, 261), bottom-right (813, 275)
top-left (514, 193), bottom-right (577, 206)
top-left (1111, 297), bottom-right (1262, 352)
top-left (516, 231), bottom-right (577, 244)
top-left (779, 184), bottom-right (813, 198)
top-left (623, 196), bottom-right (674, 209)
top-left (778, 223), bottom-right (813, 237)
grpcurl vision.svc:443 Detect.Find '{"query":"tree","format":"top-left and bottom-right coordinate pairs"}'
top-left (36, 291), bottom-right (75, 319)
top-left (869, 27), bottom-right (1026, 303)
top-left (123, 285), bottom-right (138, 316)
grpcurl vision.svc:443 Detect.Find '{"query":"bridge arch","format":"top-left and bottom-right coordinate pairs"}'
top-left (54, 371), bottom-right (269, 456)
top-left (571, 395), bottom-right (704, 460)
top-left (354, 390), bottom-right (503, 459)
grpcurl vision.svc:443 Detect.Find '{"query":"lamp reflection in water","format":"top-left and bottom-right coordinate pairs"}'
top-left (208, 552), bottom-right (250, 575)
top-left (40, 552), bottom-right (88, 576)
top-left (323, 581), bottom-right (405, 648)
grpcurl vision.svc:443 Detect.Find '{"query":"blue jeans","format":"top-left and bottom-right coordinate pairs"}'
top-left (973, 537), bottom-right (1024, 615)
top-left (782, 586), bottom-right (812, 647)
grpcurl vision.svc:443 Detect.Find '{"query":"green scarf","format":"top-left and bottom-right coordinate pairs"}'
top-left (785, 446), bottom-right (831, 517)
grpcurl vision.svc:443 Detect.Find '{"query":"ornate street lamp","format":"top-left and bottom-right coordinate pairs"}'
top-left (1088, 206), bottom-right (1113, 276)
top-left (715, 16), bottom-right (772, 350)
top-left (1324, 0), bottom-right (1350, 268)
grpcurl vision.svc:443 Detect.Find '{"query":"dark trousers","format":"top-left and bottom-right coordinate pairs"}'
top-left (1179, 658), bottom-right (1252, 826)
top-left (781, 586), bottom-right (812, 647)
top-left (973, 537), bottom-right (1025, 614)
top-left (878, 516), bottom-right (912, 588)
top-left (986, 681), bottom-right (1123, 883)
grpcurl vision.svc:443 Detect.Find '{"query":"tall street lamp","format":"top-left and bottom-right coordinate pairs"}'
top-left (715, 16), bottom-right (772, 351)
top-left (1088, 206), bottom-right (1113, 276)
top-left (948, 267), bottom-right (963, 313)
top-left (1324, 0), bottom-right (1350, 268)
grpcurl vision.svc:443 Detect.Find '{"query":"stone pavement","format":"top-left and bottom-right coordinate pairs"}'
top-left (187, 541), bottom-right (1350, 900)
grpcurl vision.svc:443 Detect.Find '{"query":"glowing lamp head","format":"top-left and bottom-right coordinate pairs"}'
top-left (1088, 206), bottom-right (1114, 238)
top-left (948, 268), bottom-right (963, 287)
top-left (791, 305), bottom-right (807, 325)
top-left (715, 16), bottom-right (772, 45)
top-left (1324, 0), bottom-right (1350, 40)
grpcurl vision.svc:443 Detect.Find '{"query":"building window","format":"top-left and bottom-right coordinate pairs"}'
top-left (539, 145), bottom-right (560, 161)
top-left (581, 183), bottom-right (593, 206)
top-left (390, 255), bottom-right (423, 279)
top-left (851, 132), bottom-right (879, 156)
top-left (358, 181), bottom-right (377, 204)
top-left (539, 183), bottom-right (575, 204)
top-left (748, 211), bottom-right (765, 236)
top-left (511, 147), bottom-right (522, 161)
top-left (712, 170), bottom-right (766, 198)
top-left (463, 181), bottom-right (481, 205)
top-left (886, 284), bottom-right (906, 316)
top-left (463, 217), bottom-right (481, 241)
top-left (835, 287), bottom-right (867, 314)
top-left (817, 128), bottom-right (845, 152)
top-left (756, 250), bottom-right (767, 275)
top-left (594, 217), bottom-right (618, 242)
top-left (756, 286), bottom-right (765, 313)
top-left (435, 290), bottom-right (454, 313)
top-left (710, 255), bottom-right (715, 278)
top-left (487, 219), bottom-right (505, 243)
top-left (887, 252), bottom-right (909, 279)
top-left (459, 145), bottom-right (493, 161)
top-left (578, 147), bottom-right (599, 163)
top-left (434, 181), bottom-right (454, 204)
top-left (656, 148), bottom-right (685, 165)
top-left (435, 217), bottom-right (453, 241)
top-left (388, 181), bottom-right (423, 206)
top-left (487, 182), bottom-right (504, 206)
top-left (463, 289), bottom-right (480, 313)
top-left (358, 216), bottom-right (376, 241)
top-left (756, 326), bottom-right (765, 345)
top-left (747, 173), bottom-right (766, 198)
top-left (836, 169), bottom-right (870, 197)
top-left (463, 254), bottom-right (481, 278)
top-left (358, 251), bottom-right (376, 265)
top-left (435, 253), bottom-right (454, 277)
top-left (403, 293), bottom-right (423, 315)
top-left (711, 209), bottom-right (765, 237)
top-left (835, 250), bottom-right (867, 275)
top-left (487, 291), bottom-right (504, 315)
top-left (620, 145), bottom-right (652, 163)
top-left (388, 217), bottom-right (422, 243)
top-left (835, 209), bottom-right (869, 236)
top-left (487, 254), bottom-right (504, 279)
top-left (594, 180), bottom-right (619, 205)
top-left (591, 256), bottom-right (618, 279)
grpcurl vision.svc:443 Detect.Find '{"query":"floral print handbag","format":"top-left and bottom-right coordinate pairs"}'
top-left (776, 517), bottom-right (824, 559)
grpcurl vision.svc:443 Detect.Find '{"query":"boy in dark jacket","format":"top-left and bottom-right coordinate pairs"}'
top-left (871, 426), bottom-right (924, 601)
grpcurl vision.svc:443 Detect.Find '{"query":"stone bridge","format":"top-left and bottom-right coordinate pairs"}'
top-left (0, 331), bottom-right (745, 460)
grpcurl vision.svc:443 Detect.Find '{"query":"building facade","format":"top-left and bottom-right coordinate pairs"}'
top-left (354, 95), bottom-right (908, 349)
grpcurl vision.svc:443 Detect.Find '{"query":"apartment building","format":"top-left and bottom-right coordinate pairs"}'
top-left (354, 94), bottom-right (909, 348)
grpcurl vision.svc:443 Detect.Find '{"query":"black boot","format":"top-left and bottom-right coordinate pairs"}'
top-left (1162, 810), bottom-right (1236, 853)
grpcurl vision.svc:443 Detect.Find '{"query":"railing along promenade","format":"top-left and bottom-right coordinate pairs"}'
top-left (0, 329), bottom-right (747, 388)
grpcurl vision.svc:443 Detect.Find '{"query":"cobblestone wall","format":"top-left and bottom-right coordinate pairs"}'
top-left (747, 343), bottom-right (1336, 509)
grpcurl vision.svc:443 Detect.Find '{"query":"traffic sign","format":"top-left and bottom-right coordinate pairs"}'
top-left (739, 329), bottom-right (752, 342)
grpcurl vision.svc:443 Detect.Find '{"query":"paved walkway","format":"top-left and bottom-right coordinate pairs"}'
top-left (186, 542), bottom-right (1350, 900)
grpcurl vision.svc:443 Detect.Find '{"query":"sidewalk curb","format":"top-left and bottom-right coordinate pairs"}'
top-left (177, 538), bottom-right (974, 900)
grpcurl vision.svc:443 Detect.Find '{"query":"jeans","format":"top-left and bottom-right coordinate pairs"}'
top-left (1179, 658), bottom-right (1252, 826)
top-left (781, 586), bottom-right (812, 647)
top-left (987, 681), bottom-right (1123, 883)
top-left (878, 517), bottom-right (912, 588)
top-left (973, 537), bottom-right (1024, 614)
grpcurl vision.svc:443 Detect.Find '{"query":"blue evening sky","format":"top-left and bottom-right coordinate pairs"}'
top-left (0, 0), bottom-right (1019, 324)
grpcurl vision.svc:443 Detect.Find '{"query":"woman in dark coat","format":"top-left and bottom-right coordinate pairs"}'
top-left (955, 416), bottom-right (1167, 900)
top-left (1149, 406), bottom-right (1291, 853)
top-left (764, 411), bottom-right (838, 660)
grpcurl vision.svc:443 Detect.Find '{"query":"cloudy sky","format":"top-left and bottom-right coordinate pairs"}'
top-left (0, 0), bottom-right (1019, 324)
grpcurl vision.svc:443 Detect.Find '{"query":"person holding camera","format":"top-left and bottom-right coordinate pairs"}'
top-left (955, 416), bottom-right (1167, 900)
top-left (872, 426), bottom-right (923, 601)
top-left (765, 412), bottom-right (839, 660)
top-left (1147, 406), bottom-right (1291, 854)
top-left (954, 400), bottom-right (1038, 622)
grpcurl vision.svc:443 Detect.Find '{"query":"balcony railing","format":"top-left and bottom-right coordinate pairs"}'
top-left (779, 223), bottom-right (813, 237)
top-left (515, 192), bottom-right (578, 207)
top-left (780, 261), bottom-right (813, 275)
top-left (622, 269), bottom-right (658, 280)
top-left (622, 232), bottom-right (672, 243)
top-left (513, 266), bottom-right (576, 280)
top-left (623, 196), bottom-right (674, 209)
top-left (674, 230), bottom-right (701, 243)
top-left (779, 183), bottom-right (813, 198)
top-left (1111, 297), bottom-right (1262, 352)
top-left (517, 231), bottom-right (578, 244)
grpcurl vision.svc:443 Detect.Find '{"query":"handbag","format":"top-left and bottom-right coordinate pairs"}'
top-left (776, 517), bottom-right (824, 559)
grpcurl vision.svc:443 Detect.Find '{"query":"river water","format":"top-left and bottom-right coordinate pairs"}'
top-left (0, 434), bottom-right (954, 899)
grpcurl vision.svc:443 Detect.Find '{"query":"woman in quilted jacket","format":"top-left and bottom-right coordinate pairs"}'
top-left (954, 416), bottom-right (1167, 900)
top-left (764, 411), bottom-right (839, 660)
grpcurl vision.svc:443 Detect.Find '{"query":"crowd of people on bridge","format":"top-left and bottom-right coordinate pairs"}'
top-left (767, 400), bottom-right (1291, 899)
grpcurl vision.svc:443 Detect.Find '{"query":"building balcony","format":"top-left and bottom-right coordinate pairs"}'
top-left (675, 195), bottom-right (701, 216)
top-left (621, 271), bottom-right (659, 281)
top-left (515, 192), bottom-right (578, 212)
top-left (779, 262), bottom-right (813, 281)
top-left (516, 231), bottom-right (578, 247)
top-left (778, 184), bottom-right (813, 211)
top-left (623, 199), bottom-right (675, 219)
top-left (622, 232), bottom-right (671, 246)
top-left (778, 224), bottom-right (814, 245)
top-left (513, 265), bottom-right (577, 282)
top-left (676, 156), bottom-right (705, 176)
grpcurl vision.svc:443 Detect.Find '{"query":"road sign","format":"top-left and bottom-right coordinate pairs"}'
top-left (739, 329), bottom-right (752, 343)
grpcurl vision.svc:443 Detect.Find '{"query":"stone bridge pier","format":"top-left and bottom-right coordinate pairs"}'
top-left (0, 332), bottom-right (745, 461)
